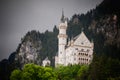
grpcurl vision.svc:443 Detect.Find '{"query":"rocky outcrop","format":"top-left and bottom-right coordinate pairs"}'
top-left (15, 31), bottom-right (42, 68)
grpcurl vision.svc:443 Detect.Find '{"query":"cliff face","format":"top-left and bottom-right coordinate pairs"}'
top-left (92, 0), bottom-right (120, 46)
top-left (15, 31), bottom-right (42, 68)
top-left (90, 0), bottom-right (120, 46)
top-left (89, 14), bottom-right (119, 46)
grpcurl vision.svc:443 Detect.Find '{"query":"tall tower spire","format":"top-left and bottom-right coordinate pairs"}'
top-left (62, 8), bottom-right (64, 17)
top-left (58, 10), bottom-right (67, 65)
top-left (61, 9), bottom-right (65, 23)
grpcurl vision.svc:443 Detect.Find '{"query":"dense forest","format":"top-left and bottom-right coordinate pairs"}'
top-left (0, 0), bottom-right (120, 80)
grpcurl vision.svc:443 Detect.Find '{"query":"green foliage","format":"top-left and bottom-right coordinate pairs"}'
top-left (10, 69), bottom-right (21, 80)
top-left (77, 65), bottom-right (89, 80)
top-left (67, 22), bottom-right (82, 38)
top-left (38, 26), bottom-right (58, 66)
top-left (54, 65), bottom-right (89, 80)
top-left (10, 62), bottom-right (120, 80)
top-left (88, 54), bottom-right (120, 80)
top-left (10, 64), bottom-right (57, 80)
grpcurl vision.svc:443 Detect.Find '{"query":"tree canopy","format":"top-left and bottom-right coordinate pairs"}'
top-left (10, 64), bottom-right (57, 80)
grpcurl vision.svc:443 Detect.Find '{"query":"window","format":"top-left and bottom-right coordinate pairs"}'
top-left (76, 48), bottom-right (78, 50)
top-left (89, 55), bottom-right (91, 58)
top-left (86, 54), bottom-right (88, 56)
top-left (81, 42), bottom-right (84, 45)
top-left (81, 53), bottom-right (83, 55)
top-left (81, 49), bottom-right (84, 51)
top-left (87, 49), bottom-right (90, 52)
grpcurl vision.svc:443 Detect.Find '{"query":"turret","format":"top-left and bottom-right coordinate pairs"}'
top-left (58, 10), bottom-right (67, 65)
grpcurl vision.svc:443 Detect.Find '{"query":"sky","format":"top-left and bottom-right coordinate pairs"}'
top-left (0, 0), bottom-right (103, 61)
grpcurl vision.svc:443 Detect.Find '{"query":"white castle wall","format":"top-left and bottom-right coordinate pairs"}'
top-left (55, 14), bottom-right (94, 67)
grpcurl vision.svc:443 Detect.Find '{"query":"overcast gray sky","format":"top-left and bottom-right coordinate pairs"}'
top-left (0, 0), bottom-right (103, 60)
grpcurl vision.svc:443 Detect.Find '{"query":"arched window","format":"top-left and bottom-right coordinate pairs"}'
top-left (87, 59), bottom-right (88, 61)
top-left (86, 54), bottom-right (88, 56)
top-left (83, 53), bottom-right (84, 55)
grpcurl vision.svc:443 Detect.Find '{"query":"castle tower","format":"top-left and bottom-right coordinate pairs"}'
top-left (57, 10), bottom-right (67, 65)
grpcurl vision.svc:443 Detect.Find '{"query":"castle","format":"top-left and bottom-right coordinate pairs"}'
top-left (55, 11), bottom-right (94, 67)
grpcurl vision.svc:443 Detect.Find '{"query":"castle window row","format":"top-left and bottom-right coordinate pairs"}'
top-left (79, 53), bottom-right (88, 56)
top-left (74, 58), bottom-right (89, 61)
top-left (79, 58), bottom-right (88, 61)
top-left (75, 48), bottom-right (90, 52)
top-left (74, 53), bottom-right (90, 56)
